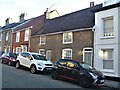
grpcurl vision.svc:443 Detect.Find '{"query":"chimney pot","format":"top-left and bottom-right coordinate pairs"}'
top-left (19, 12), bottom-right (27, 22)
top-left (90, 1), bottom-right (94, 7)
top-left (5, 17), bottom-right (12, 26)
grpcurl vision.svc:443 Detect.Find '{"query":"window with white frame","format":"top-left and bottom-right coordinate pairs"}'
top-left (62, 49), bottom-right (72, 59)
top-left (102, 49), bottom-right (113, 70)
top-left (6, 32), bottom-right (9, 41)
top-left (24, 29), bottom-right (29, 41)
top-left (0, 33), bottom-right (2, 41)
top-left (103, 17), bottom-right (114, 37)
top-left (16, 32), bottom-right (20, 42)
top-left (40, 36), bottom-right (46, 44)
top-left (63, 32), bottom-right (73, 44)
top-left (39, 49), bottom-right (45, 56)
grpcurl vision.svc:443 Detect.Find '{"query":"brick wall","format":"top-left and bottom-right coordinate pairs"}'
top-left (12, 30), bottom-right (29, 53)
top-left (31, 29), bottom-right (93, 62)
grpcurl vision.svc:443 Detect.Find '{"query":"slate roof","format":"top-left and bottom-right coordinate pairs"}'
top-left (13, 15), bottom-right (45, 35)
top-left (32, 4), bottom-right (102, 36)
top-left (1, 20), bottom-right (28, 31)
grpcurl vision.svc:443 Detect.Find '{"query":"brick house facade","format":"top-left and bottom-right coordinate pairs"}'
top-left (12, 10), bottom-right (59, 54)
top-left (31, 4), bottom-right (102, 65)
top-left (0, 17), bottom-right (22, 52)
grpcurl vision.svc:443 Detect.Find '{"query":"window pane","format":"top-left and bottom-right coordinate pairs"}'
top-left (103, 17), bottom-right (113, 37)
top-left (103, 60), bottom-right (113, 69)
top-left (63, 32), bottom-right (72, 43)
top-left (40, 36), bottom-right (46, 44)
top-left (62, 49), bottom-right (72, 59)
top-left (24, 29), bottom-right (29, 41)
top-left (103, 49), bottom-right (113, 60)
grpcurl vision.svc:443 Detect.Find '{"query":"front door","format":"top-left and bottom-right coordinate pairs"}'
top-left (83, 48), bottom-right (93, 66)
top-left (46, 50), bottom-right (52, 61)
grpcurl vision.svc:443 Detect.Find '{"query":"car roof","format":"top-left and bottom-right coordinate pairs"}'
top-left (20, 52), bottom-right (41, 55)
top-left (59, 59), bottom-right (83, 63)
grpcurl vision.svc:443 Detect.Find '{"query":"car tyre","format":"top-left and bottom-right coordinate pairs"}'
top-left (30, 65), bottom-right (37, 74)
top-left (16, 61), bottom-right (20, 69)
top-left (8, 61), bottom-right (12, 66)
top-left (51, 71), bottom-right (58, 80)
top-left (79, 76), bottom-right (91, 88)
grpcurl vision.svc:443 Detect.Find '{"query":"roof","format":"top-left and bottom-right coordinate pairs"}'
top-left (1, 20), bottom-right (28, 31)
top-left (32, 4), bottom-right (102, 36)
top-left (93, 2), bottom-right (120, 12)
top-left (13, 15), bottom-right (45, 34)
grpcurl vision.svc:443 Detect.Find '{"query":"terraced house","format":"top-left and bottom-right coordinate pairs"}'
top-left (12, 10), bottom-right (59, 54)
top-left (94, 0), bottom-right (120, 77)
top-left (31, 3), bottom-right (102, 65)
top-left (0, 17), bottom-right (24, 53)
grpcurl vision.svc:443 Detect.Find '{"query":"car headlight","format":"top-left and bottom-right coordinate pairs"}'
top-left (89, 72), bottom-right (98, 79)
top-left (37, 63), bottom-right (44, 66)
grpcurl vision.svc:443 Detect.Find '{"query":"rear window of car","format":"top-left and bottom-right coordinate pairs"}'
top-left (9, 53), bottom-right (16, 58)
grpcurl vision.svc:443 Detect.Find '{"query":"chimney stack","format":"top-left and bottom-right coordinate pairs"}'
top-left (44, 8), bottom-right (50, 19)
top-left (19, 12), bottom-right (27, 22)
top-left (5, 17), bottom-right (13, 26)
top-left (90, 1), bottom-right (94, 7)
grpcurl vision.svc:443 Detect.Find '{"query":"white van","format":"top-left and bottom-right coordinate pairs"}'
top-left (16, 52), bottom-right (53, 74)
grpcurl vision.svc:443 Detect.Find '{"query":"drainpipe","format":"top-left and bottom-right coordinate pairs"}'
top-left (92, 25), bottom-right (96, 67)
top-left (11, 28), bottom-right (13, 53)
top-left (28, 26), bottom-right (33, 52)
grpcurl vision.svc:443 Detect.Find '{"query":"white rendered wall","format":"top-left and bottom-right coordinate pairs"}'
top-left (94, 8), bottom-right (120, 77)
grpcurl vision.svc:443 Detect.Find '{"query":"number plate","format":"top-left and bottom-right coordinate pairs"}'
top-left (100, 80), bottom-right (104, 83)
top-left (46, 68), bottom-right (52, 70)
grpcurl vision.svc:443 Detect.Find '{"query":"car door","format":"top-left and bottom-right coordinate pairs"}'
top-left (56, 59), bottom-right (67, 77)
top-left (20, 53), bottom-right (28, 66)
top-left (21, 53), bottom-right (31, 68)
top-left (25, 54), bottom-right (32, 68)
top-left (66, 61), bottom-right (80, 81)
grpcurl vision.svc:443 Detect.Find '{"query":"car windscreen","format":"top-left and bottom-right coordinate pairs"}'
top-left (32, 54), bottom-right (47, 61)
top-left (79, 63), bottom-right (94, 70)
top-left (9, 53), bottom-right (16, 58)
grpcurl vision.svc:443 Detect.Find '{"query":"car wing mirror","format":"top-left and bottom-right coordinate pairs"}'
top-left (27, 56), bottom-right (32, 60)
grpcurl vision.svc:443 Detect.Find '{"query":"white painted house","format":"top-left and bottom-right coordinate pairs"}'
top-left (94, 0), bottom-right (120, 77)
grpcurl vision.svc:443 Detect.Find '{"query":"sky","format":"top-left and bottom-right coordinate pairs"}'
top-left (0, 0), bottom-right (103, 26)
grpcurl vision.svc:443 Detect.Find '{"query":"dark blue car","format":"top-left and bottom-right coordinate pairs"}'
top-left (51, 59), bottom-right (105, 88)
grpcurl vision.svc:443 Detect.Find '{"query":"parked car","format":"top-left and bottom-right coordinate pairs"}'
top-left (16, 52), bottom-right (53, 74)
top-left (51, 59), bottom-right (105, 88)
top-left (0, 52), bottom-right (4, 59)
top-left (1, 52), bottom-right (17, 66)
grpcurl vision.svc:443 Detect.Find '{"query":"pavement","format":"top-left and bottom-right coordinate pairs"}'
top-left (104, 80), bottom-right (120, 89)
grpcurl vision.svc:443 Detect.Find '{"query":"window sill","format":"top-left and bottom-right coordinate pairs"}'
top-left (101, 69), bottom-right (115, 73)
top-left (63, 42), bottom-right (73, 44)
top-left (39, 43), bottom-right (46, 45)
top-left (100, 36), bottom-right (115, 39)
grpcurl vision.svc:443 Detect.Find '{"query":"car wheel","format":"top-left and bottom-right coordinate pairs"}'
top-left (30, 65), bottom-right (37, 74)
top-left (8, 61), bottom-right (12, 66)
top-left (16, 61), bottom-right (20, 69)
top-left (79, 77), bottom-right (91, 88)
top-left (51, 71), bottom-right (58, 80)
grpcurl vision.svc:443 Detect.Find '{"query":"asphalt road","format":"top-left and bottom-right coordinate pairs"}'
top-left (1, 63), bottom-right (113, 89)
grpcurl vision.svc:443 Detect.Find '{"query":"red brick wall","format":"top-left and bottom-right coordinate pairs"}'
top-left (12, 30), bottom-right (29, 53)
